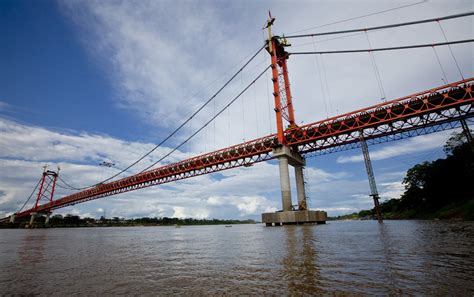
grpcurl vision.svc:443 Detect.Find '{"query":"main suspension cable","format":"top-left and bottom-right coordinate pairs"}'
top-left (139, 65), bottom-right (271, 173)
top-left (57, 175), bottom-right (82, 191)
top-left (285, 12), bottom-right (474, 39)
top-left (289, 39), bottom-right (474, 55)
top-left (60, 44), bottom-right (266, 190)
top-left (288, 0), bottom-right (428, 35)
top-left (17, 178), bottom-right (42, 213)
top-left (55, 182), bottom-right (76, 191)
top-left (162, 45), bottom-right (272, 125)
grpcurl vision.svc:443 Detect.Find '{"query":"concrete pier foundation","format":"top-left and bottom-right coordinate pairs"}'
top-left (262, 210), bottom-right (327, 226)
top-left (262, 145), bottom-right (327, 226)
top-left (45, 213), bottom-right (51, 225)
top-left (29, 212), bottom-right (37, 226)
top-left (277, 155), bottom-right (292, 211)
top-left (294, 165), bottom-right (307, 210)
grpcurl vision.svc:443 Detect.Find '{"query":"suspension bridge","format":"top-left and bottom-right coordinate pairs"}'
top-left (2, 12), bottom-right (473, 226)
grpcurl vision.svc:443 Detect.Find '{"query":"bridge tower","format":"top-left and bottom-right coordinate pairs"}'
top-left (28, 166), bottom-right (59, 226)
top-left (261, 13), bottom-right (327, 226)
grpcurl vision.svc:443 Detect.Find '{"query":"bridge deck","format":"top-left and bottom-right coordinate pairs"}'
top-left (13, 78), bottom-right (474, 219)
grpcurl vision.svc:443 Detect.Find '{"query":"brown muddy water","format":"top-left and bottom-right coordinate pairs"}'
top-left (0, 220), bottom-right (473, 295)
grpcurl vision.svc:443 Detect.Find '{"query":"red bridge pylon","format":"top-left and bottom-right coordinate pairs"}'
top-left (34, 166), bottom-right (59, 210)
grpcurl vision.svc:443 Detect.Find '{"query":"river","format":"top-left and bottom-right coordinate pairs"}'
top-left (0, 220), bottom-right (473, 295)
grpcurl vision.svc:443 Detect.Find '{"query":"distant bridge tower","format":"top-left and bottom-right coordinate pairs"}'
top-left (261, 12), bottom-right (327, 226)
top-left (27, 166), bottom-right (59, 226)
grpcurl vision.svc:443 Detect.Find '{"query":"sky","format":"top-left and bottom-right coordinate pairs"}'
top-left (0, 0), bottom-right (473, 220)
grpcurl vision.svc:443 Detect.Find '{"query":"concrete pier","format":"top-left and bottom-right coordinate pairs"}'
top-left (9, 214), bottom-right (15, 224)
top-left (294, 165), bottom-right (307, 210)
top-left (277, 155), bottom-right (292, 211)
top-left (262, 145), bottom-right (327, 226)
top-left (29, 212), bottom-right (37, 226)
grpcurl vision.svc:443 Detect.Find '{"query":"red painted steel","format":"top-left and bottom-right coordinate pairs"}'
top-left (269, 39), bottom-right (286, 144)
top-left (14, 78), bottom-right (474, 218)
top-left (50, 174), bottom-right (58, 203)
top-left (289, 78), bottom-right (473, 154)
top-left (269, 36), bottom-right (297, 140)
top-left (34, 170), bottom-right (59, 210)
top-left (281, 61), bottom-right (296, 126)
top-left (34, 173), bottom-right (47, 209)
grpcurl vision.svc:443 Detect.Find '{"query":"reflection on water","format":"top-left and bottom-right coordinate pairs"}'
top-left (18, 232), bottom-right (48, 265)
top-left (0, 221), bottom-right (473, 295)
top-left (282, 226), bottom-right (321, 294)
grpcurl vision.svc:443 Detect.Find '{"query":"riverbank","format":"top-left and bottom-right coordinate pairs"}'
top-left (329, 198), bottom-right (474, 221)
top-left (0, 216), bottom-right (256, 229)
top-left (331, 134), bottom-right (473, 222)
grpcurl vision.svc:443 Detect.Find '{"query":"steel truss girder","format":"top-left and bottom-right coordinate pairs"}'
top-left (55, 152), bottom-right (272, 210)
top-left (18, 144), bottom-right (274, 217)
top-left (15, 78), bottom-right (474, 218)
top-left (286, 78), bottom-right (473, 150)
top-left (300, 105), bottom-right (473, 156)
top-left (305, 118), bottom-right (472, 158)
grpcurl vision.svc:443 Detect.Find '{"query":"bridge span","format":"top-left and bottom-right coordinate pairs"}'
top-left (3, 13), bottom-right (473, 226)
top-left (9, 77), bottom-right (473, 221)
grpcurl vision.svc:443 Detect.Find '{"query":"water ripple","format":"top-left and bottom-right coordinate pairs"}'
top-left (0, 221), bottom-right (473, 295)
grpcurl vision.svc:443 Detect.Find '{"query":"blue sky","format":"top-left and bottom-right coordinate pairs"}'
top-left (0, 0), bottom-right (150, 140)
top-left (0, 0), bottom-right (472, 219)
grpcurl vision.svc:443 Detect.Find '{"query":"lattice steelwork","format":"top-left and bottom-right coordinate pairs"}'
top-left (13, 78), bottom-right (473, 219)
top-left (34, 169), bottom-right (59, 210)
top-left (278, 66), bottom-right (291, 123)
top-left (288, 79), bottom-right (473, 153)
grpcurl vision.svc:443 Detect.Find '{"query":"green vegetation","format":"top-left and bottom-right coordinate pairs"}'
top-left (31, 214), bottom-right (255, 228)
top-left (328, 210), bottom-right (373, 221)
top-left (331, 132), bottom-right (474, 221)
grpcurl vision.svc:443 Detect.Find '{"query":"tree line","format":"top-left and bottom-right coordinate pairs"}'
top-left (45, 214), bottom-right (255, 227)
top-left (333, 131), bottom-right (474, 220)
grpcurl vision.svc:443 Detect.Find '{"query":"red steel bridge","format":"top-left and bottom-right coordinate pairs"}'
top-left (2, 13), bottom-right (473, 223)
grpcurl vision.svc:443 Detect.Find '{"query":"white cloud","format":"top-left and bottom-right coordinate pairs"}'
top-left (57, 1), bottom-right (473, 154)
top-left (336, 130), bottom-right (456, 164)
top-left (172, 206), bottom-right (209, 219)
top-left (206, 195), bottom-right (277, 215)
top-left (0, 101), bottom-right (10, 111)
top-left (379, 181), bottom-right (405, 201)
top-left (237, 196), bottom-right (278, 214)
top-left (0, 118), bottom-right (341, 219)
top-left (0, 118), bottom-right (189, 171)
top-left (2, 117), bottom-right (373, 218)
top-left (3, 1), bottom-right (472, 219)
top-left (206, 196), bottom-right (224, 206)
